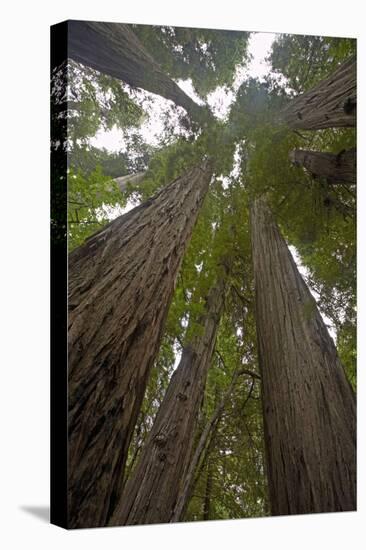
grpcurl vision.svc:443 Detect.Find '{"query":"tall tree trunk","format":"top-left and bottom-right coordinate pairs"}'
top-left (109, 276), bottom-right (227, 526)
top-left (67, 160), bottom-right (212, 528)
top-left (280, 56), bottom-right (356, 130)
top-left (250, 198), bottom-right (356, 515)
top-left (171, 366), bottom-right (249, 521)
top-left (289, 148), bottom-right (356, 185)
top-left (68, 21), bottom-right (209, 125)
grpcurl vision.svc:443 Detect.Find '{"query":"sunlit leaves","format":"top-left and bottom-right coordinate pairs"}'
top-left (133, 25), bottom-right (250, 99)
top-left (67, 60), bottom-right (146, 144)
top-left (68, 165), bottom-right (125, 250)
top-left (269, 34), bottom-right (356, 94)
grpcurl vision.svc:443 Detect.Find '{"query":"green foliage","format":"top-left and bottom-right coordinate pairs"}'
top-left (186, 290), bottom-right (267, 521)
top-left (258, 41), bottom-right (356, 388)
top-left (67, 60), bottom-right (146, 144)
top-left (64, 28), bottom-right (356, 521)
top-left (233, 74), bottom-right (356, 387)
top-left (228, 77), bottom-right (288, 139)
top-left (133, 25), bottom-right (250, 99)
top-left (268, 34), bottom-right (356, 93)
top-left (69, 145), bottom-right (129, 177)
top-left (68, 165), bottom-right (124, 251)
top-left (337, 320), bottom-right (357, 390)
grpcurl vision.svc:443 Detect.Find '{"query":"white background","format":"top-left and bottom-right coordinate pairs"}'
top-left (0, 1), bottom-right (365, 548)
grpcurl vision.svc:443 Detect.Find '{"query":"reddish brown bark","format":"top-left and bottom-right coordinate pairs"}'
top-left (68, 21), bottom-right (209, 124)
top-left (250, 198), bottom-right (356, 515)
top-left (280, 56), bottom-right (356, 130)
top-left (171, 366), bottom-right (246, 521)
top-left (109, 276), bottom-right (226, 526)
top-left (67, 160), bottom-right (212, 528)
top-left (290, 148), bottom-right (356, 185)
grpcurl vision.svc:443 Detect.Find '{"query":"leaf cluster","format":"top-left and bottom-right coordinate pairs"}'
top-left (133, 25), bottom-right (251, 99)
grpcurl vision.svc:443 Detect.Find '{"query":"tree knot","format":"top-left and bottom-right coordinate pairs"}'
top-left (154, 433), bottom-right (167, 447)
top-left (177, 392), bottom-right (188, 401)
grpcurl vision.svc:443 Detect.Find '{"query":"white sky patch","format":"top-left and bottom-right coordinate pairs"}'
top-left (90, 125), bottom-right (127, 152)
top-left (236, 327), bottom-right (244, 346)
top-left (95, 198), bottom-right (138, 222)
top-left (172, 340), bottom-right (183, 372)
top-left (176, 78), bottom-right (205, 105)
top-left (230, 143), bottom-right (243, 178)
top-left (181, 313), bottom-right (190, 329)
top-left (91, 31), bottom-right (278, 149)
top-left (90, 87), bottom-right (190, 152)
top-left (207, 32), bottom-right (277, 120)
top-left (216, 142), bottom-right (244, 189)
top-left (139, 96), bottom-right (190, 146)
top-left (207, 86), bottom-right (235, 120)
top-left (289, 245), bottom-right (337, 341)
top-left (218, 176), bottom-right (230, 189)
top-left (118, 199), bottom-right (137, 216)
top-left (246, 32), bottom-right (277, 82)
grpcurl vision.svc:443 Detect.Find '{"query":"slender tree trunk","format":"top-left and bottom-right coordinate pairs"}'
top-left (279, 56), bottom-right (356, 130)
top-left (250, 198), bottom-right (356, 515)
top-left (114, 171), bottom-right (146, 193)
top-left (95, 172), bottom-right (147, 203)
top-left (109, 276), bottom-right (227, 526)
top-left (67, 160), bottom-right (212, 528)
top-left (289, 148), bottom-right (356, 185)
top-left (68, 21), bottom-right (209, 124)
top-left (171, 366), bottom-right (245, 522)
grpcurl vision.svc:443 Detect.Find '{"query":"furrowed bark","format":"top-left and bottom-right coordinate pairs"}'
top-left (109, 276), bottom-right (227, 526)
top-left (250, 198), bottom-right (356, 515)
top-left (67, 160), bottom-right (213, 528)
top-left (68, 21), bottom-right (209, 125)
top-left (279, 56), bottom-right (356, 130)
top-left (290, 148), bottom-right (356, 185)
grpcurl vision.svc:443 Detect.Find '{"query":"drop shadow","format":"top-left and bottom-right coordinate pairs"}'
top-left (20, 505), bottom-right (49, 523)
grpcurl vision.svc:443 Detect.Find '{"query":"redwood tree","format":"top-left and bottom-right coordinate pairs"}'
top-left (289, 148), bottom-right (356, 185)
top-left (250, 198), bottom-right (356, 515)
top-left (171, 365), bottom-right (250, 521)
top-left (109, 275), bottom-right (227, 526)
top-left (68, 21), bottom-right (209, 124)
top-left (67, 160), bottom-right (212, 528)
top-left (279, 56), bottom-right (356, 130)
